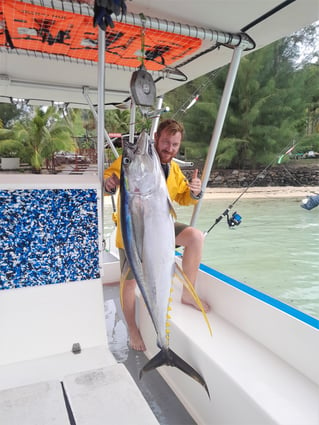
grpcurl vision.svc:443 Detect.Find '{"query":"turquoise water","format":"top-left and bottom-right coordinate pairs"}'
top-left (104, 196), bottom-right (319, 319)
top-left (175, 197), bottom-right (319, 319)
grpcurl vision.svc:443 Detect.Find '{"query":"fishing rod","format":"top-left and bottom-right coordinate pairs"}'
top-left (203, 141), bottom-right (299, 236)
top-left (172, 70), bottom-right (220, 119)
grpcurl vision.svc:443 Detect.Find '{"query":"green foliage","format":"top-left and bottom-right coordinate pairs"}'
top-left (105, 109), bottom-right (130, 133)
top-left (164, 23), bottom-right (319, 169)
top-left (297, 133), bottom-right (319, 152)
top-left (0, 128), bottom-right (24, 157)
top-left (14, 106), bottom-right (75, 172)
top-left (0, 104), bottom-right (24, 128)
top-left (179, 139), bottom-right (208, 160)
top-left (215, 138), bottom-right (250, 168)
top-left (105, 108), bottom-right (151, 135)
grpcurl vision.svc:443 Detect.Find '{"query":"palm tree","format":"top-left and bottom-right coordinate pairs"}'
top-left (14, 106), bottom-right (76, 173)
top-left (105, 108), bottom-right (152, 134)
top-left (0, 128), bottom-right (24, 158)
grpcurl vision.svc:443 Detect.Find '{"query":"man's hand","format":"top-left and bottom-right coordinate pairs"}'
top-left (104, 173), bottom-right (120, 193)
top-left (189, 169), bottom-right (202, 196)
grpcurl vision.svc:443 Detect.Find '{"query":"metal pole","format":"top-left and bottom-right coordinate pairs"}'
top-left (150, 96), bottom-right (164, 139)
top-left (117, 15), bottom-right (254, 50)
top-left (129, 100), bottom-right (136, 144)
top-left (31, 1), bottom-right (255, 50)
top-left (97, 28), bottom-right (106, 232)
top-left (190, 45), bottom-right (245, 227)
top-left (83, 87), bottom-right (119, 159)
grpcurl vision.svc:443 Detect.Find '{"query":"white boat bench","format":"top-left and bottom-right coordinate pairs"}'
top-left (0, 364), bottom-right (159, 425)
top-left (0, 381), bottom-right (70, 425)
top-left (137, 271), bottom-right (319, 425)
top-left (63, 364), bottom-right (159, 425)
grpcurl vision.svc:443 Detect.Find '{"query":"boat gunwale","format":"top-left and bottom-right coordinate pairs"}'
top-left (199, 260), bottom-right (318, 329)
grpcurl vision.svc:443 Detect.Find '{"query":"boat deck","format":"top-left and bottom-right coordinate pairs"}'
top-left (103, 282), bottom-right (197, 425)
top-left (0, 361), bottom-right (160, 425)
top-left (0, 282), bottom-right (195, 425)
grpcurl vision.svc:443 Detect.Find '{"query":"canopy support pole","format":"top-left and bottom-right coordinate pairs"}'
top-left (150, 96), bottom-right (164, 139)
top-left (97, 27), bottom-right (106, 236)
top-left (129, 100), bottom-right (136, 144)
top-left (83, 87), bottom-right (119, 159)
top-left (190, 45), bottom-right (245, 227)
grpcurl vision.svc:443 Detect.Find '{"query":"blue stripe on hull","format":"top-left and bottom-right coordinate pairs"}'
top-left (199, 262), bottom-right (318, 329)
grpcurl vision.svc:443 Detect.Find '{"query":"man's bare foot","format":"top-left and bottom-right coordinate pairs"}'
top-left (129, 328), bottom-right (146, 351)
top-left (181, 292), bottom-right (210, 313)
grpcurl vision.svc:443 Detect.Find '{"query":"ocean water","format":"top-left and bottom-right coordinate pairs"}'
top-left (175, 197), bottom-right (319, 319)
top-left (104, 196), bottom-right (319, 319)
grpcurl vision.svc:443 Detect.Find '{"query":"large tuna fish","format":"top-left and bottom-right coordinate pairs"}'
top-left (120, 130), bottom-right (210, 397)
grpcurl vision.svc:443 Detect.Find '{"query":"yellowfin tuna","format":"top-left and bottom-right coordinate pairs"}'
top-left (120, 130), bottom-right (210, 397)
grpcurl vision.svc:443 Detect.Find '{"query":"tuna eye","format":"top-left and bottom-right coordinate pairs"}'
top-left (123, 157), bottom-right (131, 165)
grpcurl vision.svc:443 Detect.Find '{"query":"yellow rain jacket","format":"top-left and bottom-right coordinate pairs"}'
top-left (104, 155), bottom-right (199, 249)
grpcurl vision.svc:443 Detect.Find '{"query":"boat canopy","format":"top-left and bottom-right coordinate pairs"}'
top-left (0, 0), bottom-right (318, 108)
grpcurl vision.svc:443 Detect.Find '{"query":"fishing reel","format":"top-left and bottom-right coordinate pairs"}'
top-left (226, 211), bottom-right (242, 228)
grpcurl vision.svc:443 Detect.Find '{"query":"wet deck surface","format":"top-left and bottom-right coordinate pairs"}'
top-left (103, 283), bottom-right (196, 425)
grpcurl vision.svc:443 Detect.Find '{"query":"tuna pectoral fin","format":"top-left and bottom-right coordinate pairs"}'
top-left (139, 348), bottom-right (210, 398)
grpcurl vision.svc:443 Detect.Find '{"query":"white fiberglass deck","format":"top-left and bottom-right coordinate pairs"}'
top-left (136, 261), bottom-right (319, 425)
top-left (0, 364), bottom-right (159, 425)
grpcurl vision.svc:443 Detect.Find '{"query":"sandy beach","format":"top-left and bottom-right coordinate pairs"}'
top-left (203, 186), bottom-right (319, 200)
top-left (104, 186), bottom-right (319, 206)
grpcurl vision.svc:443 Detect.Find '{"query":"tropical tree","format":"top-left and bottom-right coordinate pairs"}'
top-left (0, 103), bottom-right (24, 128)
top-left (14, 106), bottom-right (76, 173)
top-left (163, 23), bottom-right (319, 168)
top-left (105, 108), bottom-right (151, 133)
top-left (80, 109), bottom-right (97, 149)
top-left (0, 128), bottom-right (24, 158)
top-left (105, 109), bottom-right (130, 133)
top-left (302, 63), bottom-right (319, 136)
top-left (213, 38), bottom-right (309, 168)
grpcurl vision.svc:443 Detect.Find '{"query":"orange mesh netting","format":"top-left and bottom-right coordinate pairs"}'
top-left (0, 0), bottom-right (202, 71)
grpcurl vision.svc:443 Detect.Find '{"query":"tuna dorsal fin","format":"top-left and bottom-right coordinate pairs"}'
top-left (175, 262), bottom-right (213, 336)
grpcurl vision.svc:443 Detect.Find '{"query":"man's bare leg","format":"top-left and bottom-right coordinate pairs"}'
top-left (176, 227), bottom-right (210, 312)
top-left (122, 278), bottom-right (146, 351)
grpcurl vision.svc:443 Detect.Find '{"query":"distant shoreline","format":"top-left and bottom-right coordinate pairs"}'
top-left (203, 186), bottom-right (319, 200)
top-left (104, 186), bottom-right (319, 206)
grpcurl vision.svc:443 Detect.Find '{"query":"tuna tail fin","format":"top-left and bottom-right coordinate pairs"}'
top-left (139, 348), bottom-right (210, 398)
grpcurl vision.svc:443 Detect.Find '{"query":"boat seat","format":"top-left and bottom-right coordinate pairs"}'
top-left (0, 381), bottom-right (70, 425)
top-left (63, 364), bottom-right (159, 425)
top-left (0, 364), bottom-right (159, 425)
top-left (138, 288), bottom-right (319, 425)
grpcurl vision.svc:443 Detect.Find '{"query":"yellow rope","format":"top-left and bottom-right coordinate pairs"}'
top-left (175, 263), bottom-right (213, 336)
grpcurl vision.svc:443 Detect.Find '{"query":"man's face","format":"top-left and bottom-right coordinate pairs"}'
top-left (154, 129), bottom-right (182, 164)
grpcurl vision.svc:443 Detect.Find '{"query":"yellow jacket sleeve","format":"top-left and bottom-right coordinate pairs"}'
top-left (104, 155), bottom-right (122, 180)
